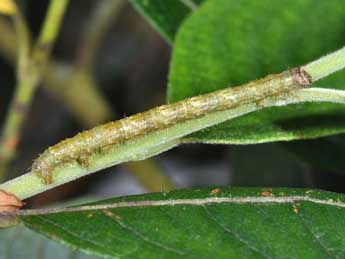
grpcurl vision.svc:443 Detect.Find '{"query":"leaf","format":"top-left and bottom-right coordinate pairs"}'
top-left (0, 226), bottom-right (97, 259)
top-left (19, 187), bottom-right (345, 258)
top-left (128, 0), bottom-right (204, 43)
top-left (168, 0), bottom-right (345, 144)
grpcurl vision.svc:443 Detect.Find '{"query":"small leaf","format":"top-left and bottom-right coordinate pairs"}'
top-left (20, 187), bottom-right (345, 258)
top-left (129, 0), bottom-right (204, 43)
top-left (168, 0), bottom-right (345, 144)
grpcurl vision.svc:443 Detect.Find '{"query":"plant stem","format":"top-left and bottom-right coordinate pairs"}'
top-left (76, 0), bottom-right (125, 72)
top-left (0, 17), bottom-right (113, 128)
top-left (32, 0), bottom-right (69, 65)
top-left (303, 45), bottom-right (345, 81)
top-left (0, 18), bottom-right (17, 63)
top-left (43, 66), bottom-right (114, 126)
top-left (73, 0), bottom-right (175, 191)
top-left (2, 43), bottom-right (345, 198)
top-left (11, 9), bottom-right (31, 78)
top-left (0, 3), bottom-right (175, 191)
top-left (1, 87), bottom-right (345, 200)
top-left (125, 160), bottom-right (175, 192)
top-left (0, 0), bottom-right (69, 182)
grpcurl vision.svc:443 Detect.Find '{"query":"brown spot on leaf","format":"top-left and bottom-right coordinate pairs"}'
top-left (210, 188), bottom-right (221, 195)
top-left (262, 189), bottom-right (272, 197)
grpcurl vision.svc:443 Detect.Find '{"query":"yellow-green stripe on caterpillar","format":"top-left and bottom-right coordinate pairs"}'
top-left (32, 68), bottom-right (312, 184)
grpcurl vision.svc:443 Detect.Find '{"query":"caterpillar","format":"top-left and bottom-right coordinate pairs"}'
top-left (32, 67), bottom-right (312, 184)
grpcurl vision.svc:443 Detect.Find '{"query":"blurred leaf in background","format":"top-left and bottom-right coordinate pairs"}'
top-left (129, 0), bottom-right (204, 43)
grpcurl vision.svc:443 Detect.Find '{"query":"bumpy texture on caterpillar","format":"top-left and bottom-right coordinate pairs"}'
top-left (32, 68), bottom-right (312, 184)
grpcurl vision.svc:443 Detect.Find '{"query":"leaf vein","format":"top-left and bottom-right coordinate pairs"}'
top-left (103, 210), bottom-right (194, 257)
top-left (34, 215), bottom-right (123, 259)
top-left (295, 208), bottom-right (340, 259)
top-left (13, 195), bottom-right (345, 216)
top-left (202, 205), bottom-right (270, 258)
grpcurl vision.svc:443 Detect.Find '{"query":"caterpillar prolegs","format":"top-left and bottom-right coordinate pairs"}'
top-left (32, 67), bottom-right (312, 184)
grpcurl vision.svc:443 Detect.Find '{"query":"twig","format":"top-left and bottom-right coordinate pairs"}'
top-left (0, 87), bottom-right (345, 199)
top-left (1, 44), bottom-right (345, 197)
top-left (0, 18), bottom-right (16, 62)
top-left (73, 0), bottom-right (175, 191)
top-left (0, 2), bottom-right (175, 191)
top-left (125, 160), bottom-right (175, 192)
top-left (0, 17), bottom-right (113, 127)
top-left (303, 45), bottom-right (345, 81)
top-left (76, 0), bottom-right (125, 72)
top-left (32, 0), bottom-right (69, 66)
top-left (0, 0), bottom-right (69, 182)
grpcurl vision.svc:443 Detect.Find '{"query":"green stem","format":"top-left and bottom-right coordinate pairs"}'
top-left (2, 45), bottom-right (345, 198)
top-left (0, 18), bottom-right (113, 128)
top-left (11, 9), bottom-right (31, 79)
top-left (303, 45), bottom-right (345, 81)
top-left (1, 87), bottom-right (345, 200)
top-left (0, 17), bottom-right (17, 63)
top-left (0, 7), bottom-right (32, 182)
top-left (76, 0), bottom-right (124, 71)
top-left (0, 6), bottom-right (174, 192)
top-left (0, 0), bottom-right (69, 182)
top-left (73, 0), bottom-right (175, 192)
top-left (33, 0), bottom-right (69, 65)
top-left (125, 160), bottom-right (175, 192)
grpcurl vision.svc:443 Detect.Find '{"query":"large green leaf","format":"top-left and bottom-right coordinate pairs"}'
top-left (19, 187), bottom-right (345, 258)
top-left (168, 0), bottom-right (345, 144)
top-left (129, 0), bottom-right (204, 43)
